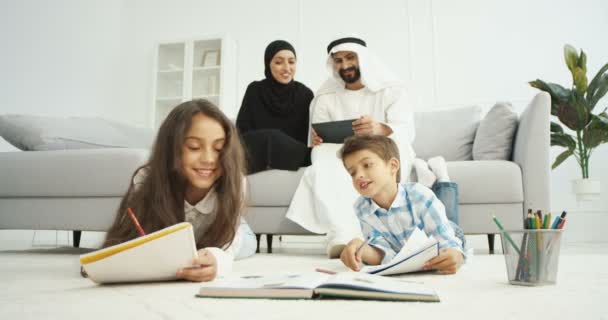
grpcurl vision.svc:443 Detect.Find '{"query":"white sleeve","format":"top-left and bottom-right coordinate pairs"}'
top-left (380, 87), bottom-right (416, 180)
top-left (381, 86), bottom-right (415, 144)
top-left (311, 94), bottom-right (333, 123)
top-left (308, 94), bottom-right (333, 146)
top-left (204, 247), bottom-right (234, 278)
top-left (203, 218), bottom-right (247, 277)
top-left (199, 177), bottom-right (249, 278)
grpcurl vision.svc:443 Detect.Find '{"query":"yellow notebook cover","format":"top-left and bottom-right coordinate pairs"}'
top-left (80, 222), bottom-right (197, 284)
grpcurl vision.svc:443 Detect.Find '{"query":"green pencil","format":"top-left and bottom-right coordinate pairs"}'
top-left (492, 215), bottom-right (521, 255)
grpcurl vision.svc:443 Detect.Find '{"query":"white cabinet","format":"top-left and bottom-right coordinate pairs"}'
top-left (153, 36), bottom-right (236, 127)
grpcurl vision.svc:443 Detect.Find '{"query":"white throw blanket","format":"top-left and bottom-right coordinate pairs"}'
top-left (286, 143), bottom-right (362, 240)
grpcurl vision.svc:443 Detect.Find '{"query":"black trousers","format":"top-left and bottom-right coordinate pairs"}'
top-left (241, 129), bottom-right (311, 174)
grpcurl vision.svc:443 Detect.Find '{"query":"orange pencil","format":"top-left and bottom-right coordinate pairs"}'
top-left (127, 207), bottom-right (146, 236)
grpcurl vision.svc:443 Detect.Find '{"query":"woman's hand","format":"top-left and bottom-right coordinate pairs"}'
top-left (311, 129), bottom-right (323, 146)
top-left (352, 116), bottom-right (392, 136)
top-left (176, 249), bottom-right (218, 282)
top-left (423, 248), bottom-right (464, 274)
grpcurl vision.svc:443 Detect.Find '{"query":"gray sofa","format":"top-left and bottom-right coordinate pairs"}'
top-left (0, 93), bottom-right (550, 253)
top-left (244, 92), bottom-right (551, 253)
top-left (0, 148), bottom-right (149, 246)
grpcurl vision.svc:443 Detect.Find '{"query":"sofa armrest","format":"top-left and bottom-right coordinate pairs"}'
top-left (0, 148), bottom-right (149, 197)
top-left (512, 92), bottom-right (551, 215)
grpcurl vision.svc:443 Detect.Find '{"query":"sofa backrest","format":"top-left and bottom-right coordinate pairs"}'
top-left (0, 115), bottom-right (154, 151)
top-left (412, 106), bottom-right (482, 161)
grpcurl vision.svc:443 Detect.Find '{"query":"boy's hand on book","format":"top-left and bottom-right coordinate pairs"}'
top-left (340, 239), bottom-right (364, 271)
top-left (422, 248), bottom-right (464, 274)
top-left (311, 129), bottom-right (323, 146)
top-left (176, 249), bottom-right (217, 282)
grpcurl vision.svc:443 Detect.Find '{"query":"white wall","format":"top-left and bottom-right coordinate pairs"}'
top-left (0, 0), bottom-right (607, 231)
top-left (0, 0), bottom-right (128, 121)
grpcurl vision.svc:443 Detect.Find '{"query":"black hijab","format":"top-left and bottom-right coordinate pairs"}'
top-left (237, 40), bottom-right (313, 144)
top-left (259, 40), bottom-right (305, 116)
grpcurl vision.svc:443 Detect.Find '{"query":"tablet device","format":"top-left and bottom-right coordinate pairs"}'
top-left (312, 119), bottom-right (356, 144)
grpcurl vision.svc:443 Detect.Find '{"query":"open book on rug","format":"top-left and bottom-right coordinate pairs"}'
top-left (80, 222), bottom-right (197, 284)
top-left (361, 227), bottom-right (439, 276)
top-left (197, 271), bottom-right (439, 302)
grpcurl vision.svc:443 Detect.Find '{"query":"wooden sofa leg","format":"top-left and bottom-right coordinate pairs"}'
top-left (487, 234), bottom-right (495, 254)
top-left (266, 234), bottom-right (273, 254)
top-left (255, 234), bottom-right (261, 253)
top-left (73, 230), bottom-right (82, 248)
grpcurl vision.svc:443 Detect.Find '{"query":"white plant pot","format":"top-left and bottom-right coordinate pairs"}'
top-left (572, 178), bottom-right (601, 201)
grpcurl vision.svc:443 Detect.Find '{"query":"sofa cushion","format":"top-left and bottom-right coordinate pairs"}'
top-left (0, 136), bottom-right (20, 152)
top-left (413, 106), bottom-right (481, 161)
top-left (447, 160), bottom-right (523, 204)
top-left (473, 102), bottom-right (518, 160)
top-left (0, 114), bottom-right (154, 151)
top-left (246, 162), bottom-right (522, 207)
top-left (0, 148), bottom-right (149, 197)
top-left (246, 168), bottom-right (306, 206)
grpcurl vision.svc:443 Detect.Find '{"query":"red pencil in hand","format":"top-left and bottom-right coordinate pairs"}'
top-left (127, 207), bottom-right (146, 236)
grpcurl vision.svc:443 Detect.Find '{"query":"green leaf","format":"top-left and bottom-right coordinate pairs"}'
top-left (577, 50), bottom-right (587, 73)
top-left (587, 62), bottom-right (608, 102)
top-left (529, 80), bottom-right (570, 102)
top-left (551, 132), bottom-right (577, 149)
top-left (588, 74), bottom-right (608, 110)
top-left (584, 113), bottom-right (608, 149)
top-left (597, 111), bottom-right (608, 124)
top-left (529, 79), bottom-right (571, 116)
top-left (573, 67), bottom-right (588, 94)
top-left (552, 149), bottom-right (573, 170)
top-left (564, 44), bottom-right (578, 72)
top-left (557, 94), bottom-right (590, 130)
top-left (583, 128), bottom-right (604, 150)
top-left (550, 121), bottom-right (564, 133)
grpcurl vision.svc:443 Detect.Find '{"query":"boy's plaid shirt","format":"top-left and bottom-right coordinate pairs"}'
top-left (354, 182), bottom-right (463, 264)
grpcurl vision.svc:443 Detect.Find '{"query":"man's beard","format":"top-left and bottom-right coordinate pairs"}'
top-left (339, 66), bottom-right (361, 84)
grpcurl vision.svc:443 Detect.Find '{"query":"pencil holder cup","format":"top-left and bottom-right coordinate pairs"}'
top-left (500, 229), bottom-right (563, 286)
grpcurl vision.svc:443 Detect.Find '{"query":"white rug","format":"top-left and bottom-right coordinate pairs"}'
top-left (0, 246), bottom-right (606, 320)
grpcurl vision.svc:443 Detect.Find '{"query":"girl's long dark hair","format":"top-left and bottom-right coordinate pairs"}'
top-left (103, 99), bottom-right (246, 249)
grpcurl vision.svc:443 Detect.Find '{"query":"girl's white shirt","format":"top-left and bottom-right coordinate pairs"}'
top-left (133, 168), bottom-right (241, 277)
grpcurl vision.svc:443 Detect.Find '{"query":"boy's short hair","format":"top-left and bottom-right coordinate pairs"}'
top-left (339, 135), bottom-right (401, 182)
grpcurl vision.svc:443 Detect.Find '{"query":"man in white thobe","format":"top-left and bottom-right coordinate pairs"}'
top-left (286, 37), bottom-right (416, 258)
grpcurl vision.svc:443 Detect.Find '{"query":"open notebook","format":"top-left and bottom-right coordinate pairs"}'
top-left (361, 228), bottom-right (439, 276)
top-left (197, 271), bottom-right (439, 302)
top-left (80, 222), bottom-right (198, 284)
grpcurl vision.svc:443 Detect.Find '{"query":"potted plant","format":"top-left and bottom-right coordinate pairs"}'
top-left (530, 44), bottom-right (608, 201)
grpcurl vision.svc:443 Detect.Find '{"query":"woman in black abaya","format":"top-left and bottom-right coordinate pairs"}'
top-left (236, 40), bottom-right (313, 174)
